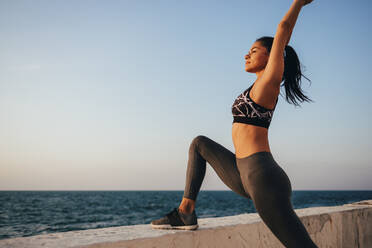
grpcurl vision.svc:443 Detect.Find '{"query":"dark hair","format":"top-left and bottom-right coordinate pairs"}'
top-left (255, 36), bottom-right (313, 107)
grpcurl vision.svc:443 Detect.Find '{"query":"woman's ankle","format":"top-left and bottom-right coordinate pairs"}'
top-left (178, 197), bottom-right (195, 214)
top-left (178, 206), bottom-right (194, 214)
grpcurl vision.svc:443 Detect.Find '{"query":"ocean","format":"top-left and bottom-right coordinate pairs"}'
top-left (1, 190), bottom-right (372, 240)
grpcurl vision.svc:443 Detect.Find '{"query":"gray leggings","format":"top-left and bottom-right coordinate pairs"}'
top-left (183, 135), bottom-right (318, 248)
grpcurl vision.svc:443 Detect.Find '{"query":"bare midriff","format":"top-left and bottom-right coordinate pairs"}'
top-left (232, 122), bottom-right (270, 159)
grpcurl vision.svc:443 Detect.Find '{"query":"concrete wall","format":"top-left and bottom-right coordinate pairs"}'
top-left (0, 200), bottom-right (371, 248)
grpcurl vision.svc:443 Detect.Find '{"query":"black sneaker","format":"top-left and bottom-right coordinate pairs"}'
top-left (151, 208), bottom-right (198, 230)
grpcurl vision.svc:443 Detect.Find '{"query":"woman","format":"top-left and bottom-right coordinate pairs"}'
top-left (151, 0), bottom-right (318, 247)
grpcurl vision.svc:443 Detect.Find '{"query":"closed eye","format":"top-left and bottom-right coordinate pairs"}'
top-left (248, 51), bottom-right (256, 56)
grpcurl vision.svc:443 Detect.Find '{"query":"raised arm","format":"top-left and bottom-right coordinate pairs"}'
top-left (260, 0), bottom-right (313, 88)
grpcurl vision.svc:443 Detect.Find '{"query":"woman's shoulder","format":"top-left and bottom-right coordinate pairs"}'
top-left (249, 80), bottom-right (280, 110)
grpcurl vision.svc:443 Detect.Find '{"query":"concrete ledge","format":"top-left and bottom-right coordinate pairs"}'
top-left (1, 200), bottom-right (371, 248)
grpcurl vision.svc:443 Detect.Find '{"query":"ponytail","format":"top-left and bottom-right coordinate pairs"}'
top-left (256, 36), bottom-right (313, 107)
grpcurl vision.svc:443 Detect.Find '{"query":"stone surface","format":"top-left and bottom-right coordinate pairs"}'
top-left (0, 200), bottom-right (371, 248)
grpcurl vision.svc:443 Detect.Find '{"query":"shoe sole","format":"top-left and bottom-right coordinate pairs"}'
top-left (151, 223), bottom-right (199, 230)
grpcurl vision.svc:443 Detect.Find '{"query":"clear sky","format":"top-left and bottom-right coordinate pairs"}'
top-left (1, 0), bottom-right (371, 191)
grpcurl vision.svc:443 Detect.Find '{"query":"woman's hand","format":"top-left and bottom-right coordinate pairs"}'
top-left (296, 0), bottom-right (314, 7)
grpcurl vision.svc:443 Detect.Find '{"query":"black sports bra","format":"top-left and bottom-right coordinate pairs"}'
top-left (231, 83), bottom-right (278, 129)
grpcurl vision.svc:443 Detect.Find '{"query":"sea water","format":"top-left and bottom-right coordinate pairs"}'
top-left (1, 190), bottom-right (372, 240)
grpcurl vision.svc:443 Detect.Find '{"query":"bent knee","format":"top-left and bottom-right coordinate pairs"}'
top-left (189, 135), bottom-right (209, 152)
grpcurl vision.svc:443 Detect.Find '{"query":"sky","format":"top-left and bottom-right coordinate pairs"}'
top-left (0, 0), bottom-right (371, 191)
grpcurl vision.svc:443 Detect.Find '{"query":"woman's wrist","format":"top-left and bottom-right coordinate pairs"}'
top-left (295, 0), bottom-right (313, 7)
top-left (294, 0), bottom-right (305, 7)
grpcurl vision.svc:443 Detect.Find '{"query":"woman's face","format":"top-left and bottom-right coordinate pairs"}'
top-left (244, 41), bottom-right (269, 73)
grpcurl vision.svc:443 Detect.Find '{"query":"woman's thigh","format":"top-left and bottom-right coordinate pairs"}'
top-left (237, 152), bottom-right (317, 247)
top-left (191, 135), bottom-right (250, 199)
top-left (236, 151), bottom-right (291, 199)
